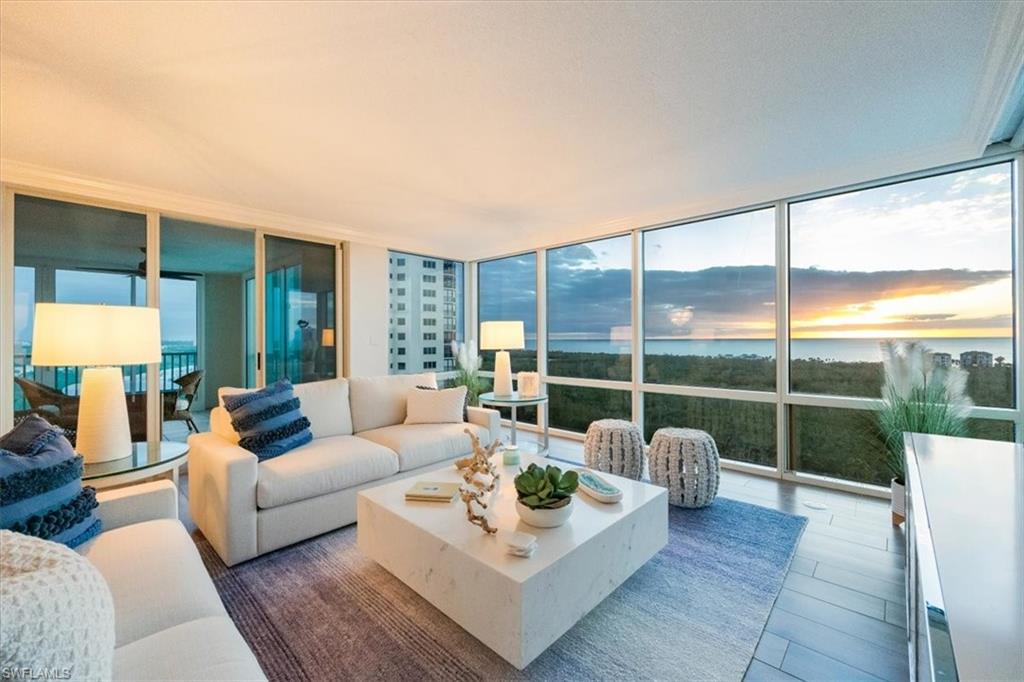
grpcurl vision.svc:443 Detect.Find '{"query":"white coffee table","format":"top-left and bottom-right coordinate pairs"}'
top-left (357, 454), bottom-right (668, 669)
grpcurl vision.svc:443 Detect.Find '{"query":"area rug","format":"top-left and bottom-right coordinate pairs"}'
top-left (194, 498), bottom-right (806, 681)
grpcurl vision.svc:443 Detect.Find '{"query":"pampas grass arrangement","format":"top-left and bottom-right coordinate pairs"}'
top-left (450, 340), bottom-right (483, 406)
top-left (878, 340), bottom-right (972, 484)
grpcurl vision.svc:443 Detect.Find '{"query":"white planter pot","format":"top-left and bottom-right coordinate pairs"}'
top-left (891, 478), bottom-right (906, 525)
top-left (516, 497), bottom-right (574, 528)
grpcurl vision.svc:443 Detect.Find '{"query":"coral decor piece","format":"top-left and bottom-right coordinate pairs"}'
top-left (455, 429), bottom-right (501, 534)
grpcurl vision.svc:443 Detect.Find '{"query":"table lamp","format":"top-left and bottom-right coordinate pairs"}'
top-left (480, 320), bottom-right (524, 397)
top-left (32, 303), bottom-right (162, 463)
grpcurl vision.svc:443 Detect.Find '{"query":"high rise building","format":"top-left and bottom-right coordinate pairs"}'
top-left (388, 252), bottom-right (464, 374)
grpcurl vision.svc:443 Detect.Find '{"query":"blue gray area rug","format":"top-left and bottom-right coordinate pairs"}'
top-left (195, 498), bottom-right (806, 681)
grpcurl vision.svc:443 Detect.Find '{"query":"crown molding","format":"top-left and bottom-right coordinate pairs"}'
top-left (0, 158), bottom-right (446, 256)
top-left (963, 1), bottom-right (1024, 152)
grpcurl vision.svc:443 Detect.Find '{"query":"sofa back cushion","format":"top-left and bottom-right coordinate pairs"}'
top-left (349, 373), bottom-right (437, 433)
top-left (218, 378), bottom-right (352, 440)
top-left (292, 379), bottom-right (353, 437)
top-left (0, 414), bottom-right (101, 548)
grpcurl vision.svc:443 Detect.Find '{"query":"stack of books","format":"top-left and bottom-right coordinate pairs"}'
top-left (404, 481), bottom-right (461, 502)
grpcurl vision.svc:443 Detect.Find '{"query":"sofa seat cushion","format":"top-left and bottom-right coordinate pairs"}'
top-left (356, 422), bottom-right (488, 472)
top-left (113, 616), bottom-right (265, 681)
top-left (77, 519), bottom-right (226, 648)
top-left (256, 435), bottom-right (399, 510)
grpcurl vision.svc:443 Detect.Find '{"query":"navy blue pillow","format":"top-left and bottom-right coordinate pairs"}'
top-left (223, 379), bottom-right (312, 461)
top-left (0, 414), bottom-right (101, 548)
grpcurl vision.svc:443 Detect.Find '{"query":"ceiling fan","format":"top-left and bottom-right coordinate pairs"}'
top-left (79, 247), bottom-right (202, 281)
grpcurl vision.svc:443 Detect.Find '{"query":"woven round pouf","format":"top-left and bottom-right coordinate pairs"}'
top-left (583, 419), bottom-right (646, 480)
top-left (649, 427), bottom-right (720, 507)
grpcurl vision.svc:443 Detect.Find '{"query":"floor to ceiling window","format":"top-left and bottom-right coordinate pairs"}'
top-left (788, 161), bottom-right (1015, 485)
top-left (387, 251), bottom-right (465, 375)
top-left (12, 195), bottom-right (151, 442)
top-left (478, 253), bottom-right (538, 421)
top-left (643, 208), bottom-right (776, 390)
top-left (160, 218), bottom-right (255, 437)
top-left (546, 235), bottom-right (632, 381)
top-left (469, 154), bottom-right (1020, 492)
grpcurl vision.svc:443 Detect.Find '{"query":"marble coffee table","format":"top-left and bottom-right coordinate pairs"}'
top-left (357, 453), bottom-right (668, 669)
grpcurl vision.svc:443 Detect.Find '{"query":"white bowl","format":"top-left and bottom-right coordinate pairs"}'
top-left (515, 497), bottom-right (574, 528)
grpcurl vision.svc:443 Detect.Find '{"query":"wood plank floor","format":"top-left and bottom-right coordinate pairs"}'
top-left (538, 431), bottom-right (909, 682)
top-left (177, 428), bottom-right (909, 681)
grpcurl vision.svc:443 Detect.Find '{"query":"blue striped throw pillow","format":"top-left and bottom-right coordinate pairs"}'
top-left (0, 414), bottom-right (101, 548)
top-left (223, 379), bottom-right (312, 461)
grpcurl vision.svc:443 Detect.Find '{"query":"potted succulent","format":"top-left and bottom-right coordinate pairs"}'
top-left (877, 341), bottom-right (971, 525)
top-left (513, 463), bottom-right (579, 528)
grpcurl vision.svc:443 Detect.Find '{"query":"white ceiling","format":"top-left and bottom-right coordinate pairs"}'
top-left (2, 1), bottom-right (1022, 260)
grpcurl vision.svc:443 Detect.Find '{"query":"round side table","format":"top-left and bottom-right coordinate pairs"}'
top-left (82, 441), bottom-right (189, 490)
top-left (478, 391), bottom-right (549, 456)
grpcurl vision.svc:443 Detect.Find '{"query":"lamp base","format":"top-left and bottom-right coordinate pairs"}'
top-left (493, 350), bottom-right (514, 397)
top-left (76, 366), bottom-right (132, 463)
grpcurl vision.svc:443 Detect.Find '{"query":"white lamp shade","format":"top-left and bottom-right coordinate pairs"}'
top-left (480, 321), bottom-right (525, 350)
top-left (32, 303), bottom-right (162, 366)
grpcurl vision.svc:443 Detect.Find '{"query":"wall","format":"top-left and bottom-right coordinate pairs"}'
top-left (202, 274), bottom-right (245, 407)
top-left (343, 241), bottom-right (389, 376)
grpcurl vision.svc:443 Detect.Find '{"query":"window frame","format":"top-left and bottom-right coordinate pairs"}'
top-left (467, 151), bottom-right (1022, 498)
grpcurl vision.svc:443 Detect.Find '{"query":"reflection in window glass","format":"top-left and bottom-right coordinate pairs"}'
top-left (478, 253), bottom-right (537, 373)
top-left (644, 393), bottom-right (775, 466)
top-left (789, 163), bottom-right (1014, 407)
top-left (548, 384), bottom-right (631, 433)
top-left (643, 208), bottom-right (776, 390)
top-left (547, 235), bottom-right (632, 380)
top-left (265, 237), bottom-right (337, 384)
top-left (388, 251), bottom-right (464, 375)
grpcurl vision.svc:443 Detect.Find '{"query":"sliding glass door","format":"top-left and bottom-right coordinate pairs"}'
top-left (6, 190), bottom-right (343, 444)
top-left (264, 236), bottom-right (338, 384)
top-left (12, 195), bottom-right (151, 442)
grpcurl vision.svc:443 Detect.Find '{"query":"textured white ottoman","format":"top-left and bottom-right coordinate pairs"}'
top-left (649, 428), bottom-right (720, 507)
top-left (583, 419), bottom-right (646, 480)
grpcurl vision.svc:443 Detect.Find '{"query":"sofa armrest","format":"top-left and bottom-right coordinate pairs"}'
top-left (95, 480), bottom-right (178, 532)
top-left (187, 432), bottom-right (259, 567)
top-left (467, 406), bottom-right (501, 442)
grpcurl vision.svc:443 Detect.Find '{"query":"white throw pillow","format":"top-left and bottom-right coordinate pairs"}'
top-left (0, 530), bottom-right (115, 681)
top-left (404, 386), bottom-right (467, 425)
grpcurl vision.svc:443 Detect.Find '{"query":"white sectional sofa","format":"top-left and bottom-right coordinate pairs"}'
top-left (81, 480), bottom-right (265, 680)
top-left (188, 373), bottom-right (500, 566)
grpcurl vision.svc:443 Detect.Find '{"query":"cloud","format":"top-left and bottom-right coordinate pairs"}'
top-left (481, 244), bottom-right (1012, 340)
top-left (899, 313), bottom-right (957, 321)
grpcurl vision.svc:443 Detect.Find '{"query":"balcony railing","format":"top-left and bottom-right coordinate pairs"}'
top-left (13, 351), bottom-right (198, 412)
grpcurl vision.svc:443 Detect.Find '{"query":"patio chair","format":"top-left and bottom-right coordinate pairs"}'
top-left (163, 369), bottom-right (205, 433)
top-left (13, 377), bottom-right (80, 435)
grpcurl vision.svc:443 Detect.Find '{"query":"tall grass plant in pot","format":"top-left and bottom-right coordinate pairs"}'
top-left (450, 340), bottom-right (483, 407)
top-left (878, 341), bottom-right (972, 524)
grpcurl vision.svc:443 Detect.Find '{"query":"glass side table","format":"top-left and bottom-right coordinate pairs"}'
top-left (82, 441), bottom-right (189, 490)
top-left (478, 391), bottom-right (549, 457)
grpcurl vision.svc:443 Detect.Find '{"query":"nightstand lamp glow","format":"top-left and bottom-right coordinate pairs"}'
top-left (32, 303), bottom-right (162, 463)
top-left (480, 320), bottom-right (525, 397)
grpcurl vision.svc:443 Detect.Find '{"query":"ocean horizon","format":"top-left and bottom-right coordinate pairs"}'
top-left (541, 337), bottom-right (1013, 363)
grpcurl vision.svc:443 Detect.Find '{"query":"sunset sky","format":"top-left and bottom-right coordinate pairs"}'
top-left (482, 161), bottom-right (1013, 342)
